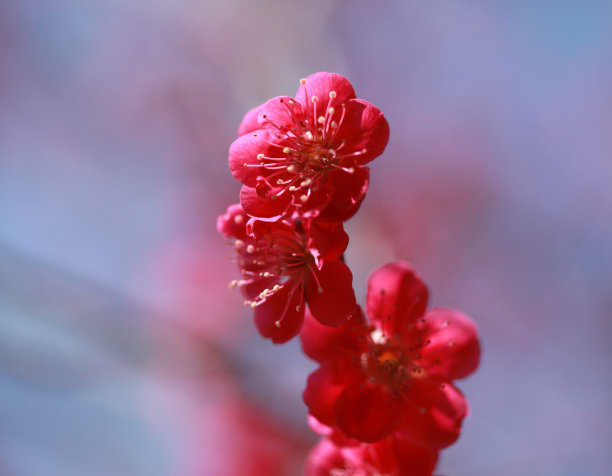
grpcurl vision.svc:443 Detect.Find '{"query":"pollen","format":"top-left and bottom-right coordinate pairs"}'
top-left (283, 147), bottom-right (291, 154)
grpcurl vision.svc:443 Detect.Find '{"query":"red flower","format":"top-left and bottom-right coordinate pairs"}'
top-left (217, 204), bottom-right (356, 343)
top-left (306, 434), bottom-right (438, 476)
top-left (301, 261), bottom-right (481, 448)
top-left (229, 72), bottom-right (389, 223)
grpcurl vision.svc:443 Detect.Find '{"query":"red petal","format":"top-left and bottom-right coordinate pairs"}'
top-left (295, 72), bottom-right (356, 120)
top-left (397, 380), bottom-right (469, 449)
top-left (366, 261), bottom-right (429, 335)
top-left (334, 383), bottom-right (399, 442)
top-left (228, 130), bottom-right (273, 187)
top-left (307, 221), bottom-right (349, 262)
top-left (300, 308), bottom-right (367, 364)
top-left (258, 96), bottom-right (304, 133)
top-left (306, 260), bottom-right (356, 327)
top-left (373, 437), bottom-right (439, 476)
top-left (253, 282), bottom-right (304, 343)
top-left (420, 308), bottom-right (481, 380)
top-left (216, 203), bottom-right (248, 239)
top-left (334, 98), bottom-right (390, 165)
top-left (304, 365), bottom-right (362, 428)
top-left (317, 167), bottom-right (370, 223)
top-left (237, 103), bottom-right (263, 136)
top-left (240, 185), bottom-right (291, 221)
top-left (305, 438), bottom-right (347, 476)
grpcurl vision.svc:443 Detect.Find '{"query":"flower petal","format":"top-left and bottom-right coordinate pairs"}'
top-left (304, 365), bottom-right (362, 428)
top-left (237, 103), bottom-right (263, 136)
top-left (317, 167), bottom-right (370, 223)
top-left (334, 383), bottom-right (399, 442)
top-left (420, 307), bottom-right (481, 380)
top-left (258, 96), bottom-right (305, 133)
top-left (240, 185), bottom-right (291, 221)
top-left (398, 380), bottom-right (469, 449)
top-left (334, 98), bottom-right (390, 165)
top-left (300, 308), bottom-right (367, 364)
top-left (295, 72), bottom-right (356, 120)
top-left (306, 260), bottom-right (356, 327)
top-left (307, 221), bottom-right (349, 262)
top-left (366, 261), bottom-right (429, 335)
top-left (216, 203), bottom-right (248, 240)
top-left (228, 130), bottom-right (273, 187)
top-left (253, 282), bottom-right (304, 343)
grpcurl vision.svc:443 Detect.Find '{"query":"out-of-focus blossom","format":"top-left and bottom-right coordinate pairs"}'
top-left (306, 432), bottom-right (438, 476)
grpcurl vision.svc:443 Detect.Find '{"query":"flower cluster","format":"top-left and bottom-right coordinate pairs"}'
top-left (218, 72), bottom-right (480, 475)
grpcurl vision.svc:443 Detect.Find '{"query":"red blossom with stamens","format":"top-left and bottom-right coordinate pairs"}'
top-left (229, 72), bottom-right (389, 223)
top-left (306, 433), bottom-right (438, 476)
top-left (301, 261), bottom-right (481, 448)
top-left (217, 204), bottom-right (356, 343)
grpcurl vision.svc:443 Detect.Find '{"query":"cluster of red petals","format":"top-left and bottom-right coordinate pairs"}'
top-left (306, 433), bottom-right (438, 476)
top-left (217, 204), bottom-right (356, 343)
top-left (229, 72), bottom-right (389, 222)
top-left (301, 261), bottom-right (481, 449)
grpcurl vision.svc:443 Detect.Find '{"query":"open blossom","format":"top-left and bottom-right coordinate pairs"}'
top-left (306, 434), bottom-right (438, 476)
top-left (217, 204), bottom-right (356, 343)
top-left (301, 261), bottom-right (481, 448)
top-left (229, 72), bottom-right (389, 223)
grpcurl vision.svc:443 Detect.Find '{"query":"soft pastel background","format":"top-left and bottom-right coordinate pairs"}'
top-left (1, 1), bottom-right (611, 475)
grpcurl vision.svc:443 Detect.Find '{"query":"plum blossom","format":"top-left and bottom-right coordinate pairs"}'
top-left (230, 72), bottom-right (389, 223)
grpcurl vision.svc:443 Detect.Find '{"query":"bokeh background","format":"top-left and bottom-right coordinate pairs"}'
top-left (1, 1), bottom-right (611, 475)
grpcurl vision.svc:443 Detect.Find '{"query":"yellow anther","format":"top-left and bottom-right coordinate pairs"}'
top-left (329, 90), bottom-right (337, 98)
top-left (311, 95), bottom-right (318, 103)
top-left (283, 147), bottom-right (291, 154)
top-left (300, 195), bottom-right (308, 203)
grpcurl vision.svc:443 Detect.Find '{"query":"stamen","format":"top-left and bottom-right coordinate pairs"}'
top-left (283, 147), bottom-right (291, 154)
top-left (300, 194), bottom-right (308, 202)
top-left (329, 90), bottom-right (337, 98)
top-left (311, 96), bottom-right (318, 103)
top-left (246, 244), bottom-right (255, 253)
top-left (233, 215), bottom-right (244, 225)
top-left (300, 78), bottom-right (307, 85)
top-left (229, 280), bottom-right (238, 289)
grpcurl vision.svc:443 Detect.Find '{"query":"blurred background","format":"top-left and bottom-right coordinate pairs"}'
top-left (1, 1), bottom-right (611, 475)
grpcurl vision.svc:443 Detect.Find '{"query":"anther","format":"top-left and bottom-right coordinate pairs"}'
top-left (272, 284), bottom-right (280, 291)
top-left (233, 215), bottom-right (244, 225)
top-left (311, 96), bottom-right (318, 103)
top-left (317, 116), bottom-right (325, 124)
top-left (300, 195), bottom-right (308, 202)
top-left (235, 239), bottom-right (244, 249)
top-left (257, 153), bottom-right (264, 159)
top-left (287, 165), bottom-right (296, 173)
top-left (318, 287), bottom-right (324, 293)
top-left (274, 320), bottom-right (281, 328)
top-left (300, 78), bottom-right (306, 85)
top-left (283, 147), bottom-right (291, 154)
top-left (331, 121), bottom-right (337, 128)
top-left (328, 107), bottom-right (335, 115)
top-left (347, 167), bottom-right (354, 174)
top-left (246, 244), bottom-right (255, 253)
top-left (296, 305), bottom-right (301, 312)
top-left (250, 302), bottom-right (257, 309)
top-left (329, 90), bottom-right (337, 98)
top-left (229, 280), bottom-right (238, 289)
